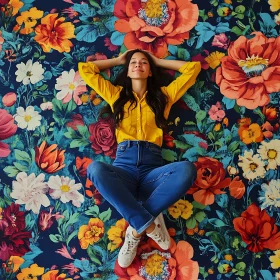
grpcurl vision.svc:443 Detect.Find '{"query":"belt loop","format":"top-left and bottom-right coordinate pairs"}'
top-left (127, 140), bottom-right (131, 148)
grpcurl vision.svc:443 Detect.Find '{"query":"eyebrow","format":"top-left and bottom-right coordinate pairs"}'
top-left (130, 57), bottom-right (148, 61)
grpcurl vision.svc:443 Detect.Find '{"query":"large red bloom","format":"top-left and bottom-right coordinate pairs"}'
top-left (216, 32), bottom-right (280, 109)
top-left (187, 157), bottom-right (231, 205)
top-left (113, 0), bottom-right (199, 58)
top-left (0, 203), bottom-right (32, 261)
top-left (233, 203), bottom-right (280, 252)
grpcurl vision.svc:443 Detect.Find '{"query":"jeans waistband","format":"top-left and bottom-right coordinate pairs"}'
top-left (119, 140), bottom-right (161, 149)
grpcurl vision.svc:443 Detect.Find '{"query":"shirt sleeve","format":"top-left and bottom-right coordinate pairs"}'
top-left (78, 61), bottom-right (122, 107)
top-left (161, 61), bottom-right (201, 104)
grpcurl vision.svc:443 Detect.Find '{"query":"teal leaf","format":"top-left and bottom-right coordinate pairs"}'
top-left (76, 23), bottom-right (108, 43)
top-left (99, 208), bottom-right (112, 222)
top-left (110, 31), bottom-right (125, 46)
top-left (3, 165), bottom-right (20, 177)
top-left (222, 96), bottom-right (235, 109)
top-left (182, 94), bottom-right (200, 111)
top-left (209, 218), bottom-right (227, 227)
top-left (85, 205), bottom-right (100, 216)
top-left (21, 244), bottom-right (42, 268)
top-left (186, 217), bottom-right (197, 229)
top-left (14, 149), bottom-right (31, 163)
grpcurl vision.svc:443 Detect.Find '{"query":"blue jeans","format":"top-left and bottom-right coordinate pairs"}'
top-left (87, 140), bottom-right (197, 233)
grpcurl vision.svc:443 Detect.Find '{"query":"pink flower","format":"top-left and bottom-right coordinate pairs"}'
top-left (2, 92), bottom-right (17, 107)
top-left (89, 118), bottom-right (117, 158)
top-left (40, 101), bottom-right (53, 111)
top-left (55, 69), bottom-right (87, 105)
top-left (86, 52), bottom-right (111, 78)
top-left (55, 244), bottom-right (74, 260)
top-left (0, 109), bottom-right (17, 157)
top-left (208, 101), bottom-right (226, 121)
top-left (199, 142), bottom-right (208, 150)
top-left (104, 37), bottom-right (118, 51)
top-left (62, 7), bottom-right (78, 19)
top-left (38, 207), bottom-right (64, 231)
top-left (212, 33), bottom-right (230, 50)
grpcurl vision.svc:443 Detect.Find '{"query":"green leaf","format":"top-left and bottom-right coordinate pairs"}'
top-left (13, 162), bottom-right (28, 172)
top-left (99, 208), bottom-right (112, 222)
top-left (64, 127), bottom-right (77, 139)
top-left (14, 149), bottom-right (31, 163)
top-left (235, 262), bottom-right (246, 271)
top-left (66, 230), bottom-right (78, 246)
top-left (206, 231), bottom-right (226, 250)
top-left (196, 110), bottom-right (207, 121)
top-left (209, 218), bottom-right (227, 227)
top-left (192, 201), bottom-right (206, 209)
top-left (185, 217), bottom-right (196, 229)
top-left (70, 139), bottom-right (89, 148)
top-left (195, 211), bottom-right (206, 222)
top-left (184, 121), bottom-right (197, 126)
top-left (36, 84), bottom-right (48, 91)
top-left (235, 5), bottom-right (245, 14)
top-left (76, 125), bottom-right (90, 139)
top-left (162, 149), bottom-right (177, 162)
top-left (25, 213), bottom-right (36, 231)
top-left (49, 234), bottom-right (60, 243)
top-left (89, 0), bottom-right (101, 8)
top-left (228, 141), bottom-right (239, 152)
top-left (236, 271), bottom-right (245, 276)
top-left (177, 48), bottom-right (190, 60)
top-left (173, 140), bottom-right (191, 150)
top-left (87, 246), bottom-right (102, 264)
top-left (231, 26), bottom-right (243, 36)
top-left (3, 166), bottom-right (20, 177)
top-left (85, 205), bottom-right (100, 216)
top-left (182, 95), bottom-right (200, 112)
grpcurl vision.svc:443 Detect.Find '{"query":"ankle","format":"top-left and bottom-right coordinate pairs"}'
top-left (132, 229), bottom-right (142, 239)
top-left (145, 223), bottom-right (155, 234)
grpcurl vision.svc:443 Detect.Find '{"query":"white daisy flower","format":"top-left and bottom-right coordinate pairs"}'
top-left (257, 139), bottom-right (280, 170)
top-left (10, 172), bottom-right (50, 214)
top-left (259, 179), bottom-right (280, 210)
top-left (48, 175), bottom-right (84, 207)
top-left (15, 59), bottom-right (44, 85)
top-left (238, 149), bottom-right (266, 181)
top-left (14, 106), bottom-right (42, 131)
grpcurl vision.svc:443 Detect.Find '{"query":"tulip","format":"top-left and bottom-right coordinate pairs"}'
top-left (2, 92), bottom-right (17, 107)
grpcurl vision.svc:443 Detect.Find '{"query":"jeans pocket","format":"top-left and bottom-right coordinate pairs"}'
top-left (148, 146), bottom-right (162, 156)
top-left (116, 143), bottom-right (128, 157)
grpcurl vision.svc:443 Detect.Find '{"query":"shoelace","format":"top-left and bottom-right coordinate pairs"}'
top-left (121, 233), bottom-right (139, 255)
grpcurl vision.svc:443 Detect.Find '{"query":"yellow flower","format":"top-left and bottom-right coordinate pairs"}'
top-left (224, 254), bottom-right (233, 261)
top-left (16, 264), bottom-right (44, 280)
top-left (268, 0), bottom-right (280, 12)
top-left (7, 256), bottom-right (24, 273)
top-left (16, 7), bottom-right (44, 34)
top-left (8, 0), bottom-right (24, 16)
top-left (107, 218), bottom-right (128, 252)
top-left (78, 218), bottom-right (104, 249)
top-left (168, 199), bottom-right (193, 219)
top-left (270, 250), bottom-right (280, 269)
top-left (42, 270), bottom-right (72, 280)
top-left (205, 51), bottom-right (225, 69)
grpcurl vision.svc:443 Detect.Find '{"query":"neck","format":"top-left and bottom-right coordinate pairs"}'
top-left (131, 79), bottom-right (147, 99)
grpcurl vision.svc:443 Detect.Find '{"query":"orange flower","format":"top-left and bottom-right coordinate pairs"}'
top-left (187, 157), bottom-right (231, 205)
top-left (35, 141), bottom-right (66, 173)
top-left (113, 0), bottom-right (199, 58)
top-left (115, 238), bottom-right (199, 280)
top-left (238, 123), bottom-right (264, 144)
top-left (34, 13), bottom-right (75, 53)
top-left (263, 106), bottom-right (278, 121)
top-left (78, 218), bottom-right (104, 249)
top-left (16, 7), bottom-right (44, 34)
top-left (238, 117), bottom-right (251, 127)
top-left (216, 32), bottom-right (280, 109)
top-left (7, 256), bottom-right (24, 272)
top-left (42, 270), bottom-right (72, 280)
top-left (9, 0), bottom-right (23, 16)
top-left (75, 156), bottom-right (93, 177)
top-left (228, 176), bottom-right (245, 199)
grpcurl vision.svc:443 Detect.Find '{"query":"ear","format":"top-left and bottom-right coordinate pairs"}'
top-left (149, 71), bottom-right (152, 77)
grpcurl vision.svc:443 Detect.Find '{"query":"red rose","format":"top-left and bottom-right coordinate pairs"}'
top-left (89, 118), bottom-right (117, 158)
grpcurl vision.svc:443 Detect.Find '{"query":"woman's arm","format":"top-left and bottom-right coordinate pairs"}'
top-left (86, 50), bottom-right (130, 71)
top-left (147, 53), bottom-right (186, 71)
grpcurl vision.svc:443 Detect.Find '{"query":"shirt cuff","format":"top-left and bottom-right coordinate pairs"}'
top-left (178, 61), bottom-right (201, 73)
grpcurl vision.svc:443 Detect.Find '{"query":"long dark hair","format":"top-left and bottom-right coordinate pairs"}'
top-left (102, 49), bottom-right (174, 130)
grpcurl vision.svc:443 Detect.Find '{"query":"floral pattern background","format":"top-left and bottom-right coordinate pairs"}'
top-left (0, 0), bottom-right (280, 279)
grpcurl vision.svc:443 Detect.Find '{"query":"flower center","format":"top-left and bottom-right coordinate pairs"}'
top-left (69, 83), bottom-right (75, 90)
top-left (24, 115), bottom-right (32, 122)
top-left (249, 162), bottom-right (258, 171)
top-left (89, 225), bottom-right (102, 237)
top-left (139, 250), bottom-right (171, 280)
top-left (268, 149), bottom-right (277, 159)
top-left (27, 274), bottom-right (34, 279)
top-left (138, 0), bottom-right (169, 27)
top-left (60, 184), bottom-right (70, 192)
top-left (26, 71), bottom-right (32, 77)
top-left (238, 54), bottom-right (269, 77)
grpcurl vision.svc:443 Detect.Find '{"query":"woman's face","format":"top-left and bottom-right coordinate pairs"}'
top-left (127, 52), bottom-right (152, 80)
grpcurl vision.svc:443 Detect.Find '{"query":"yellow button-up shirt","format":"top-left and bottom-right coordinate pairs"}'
top-left (78, 61), bottom-right (201, 147)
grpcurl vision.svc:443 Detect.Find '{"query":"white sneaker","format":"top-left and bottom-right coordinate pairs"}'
top-left (147, 213), bottom-right (170, 250)
top-left (118, 226), bottom-right (141, 268)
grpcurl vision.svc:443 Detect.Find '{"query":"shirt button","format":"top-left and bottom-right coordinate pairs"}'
top-left (138, 129), bottom-right (141, 132)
